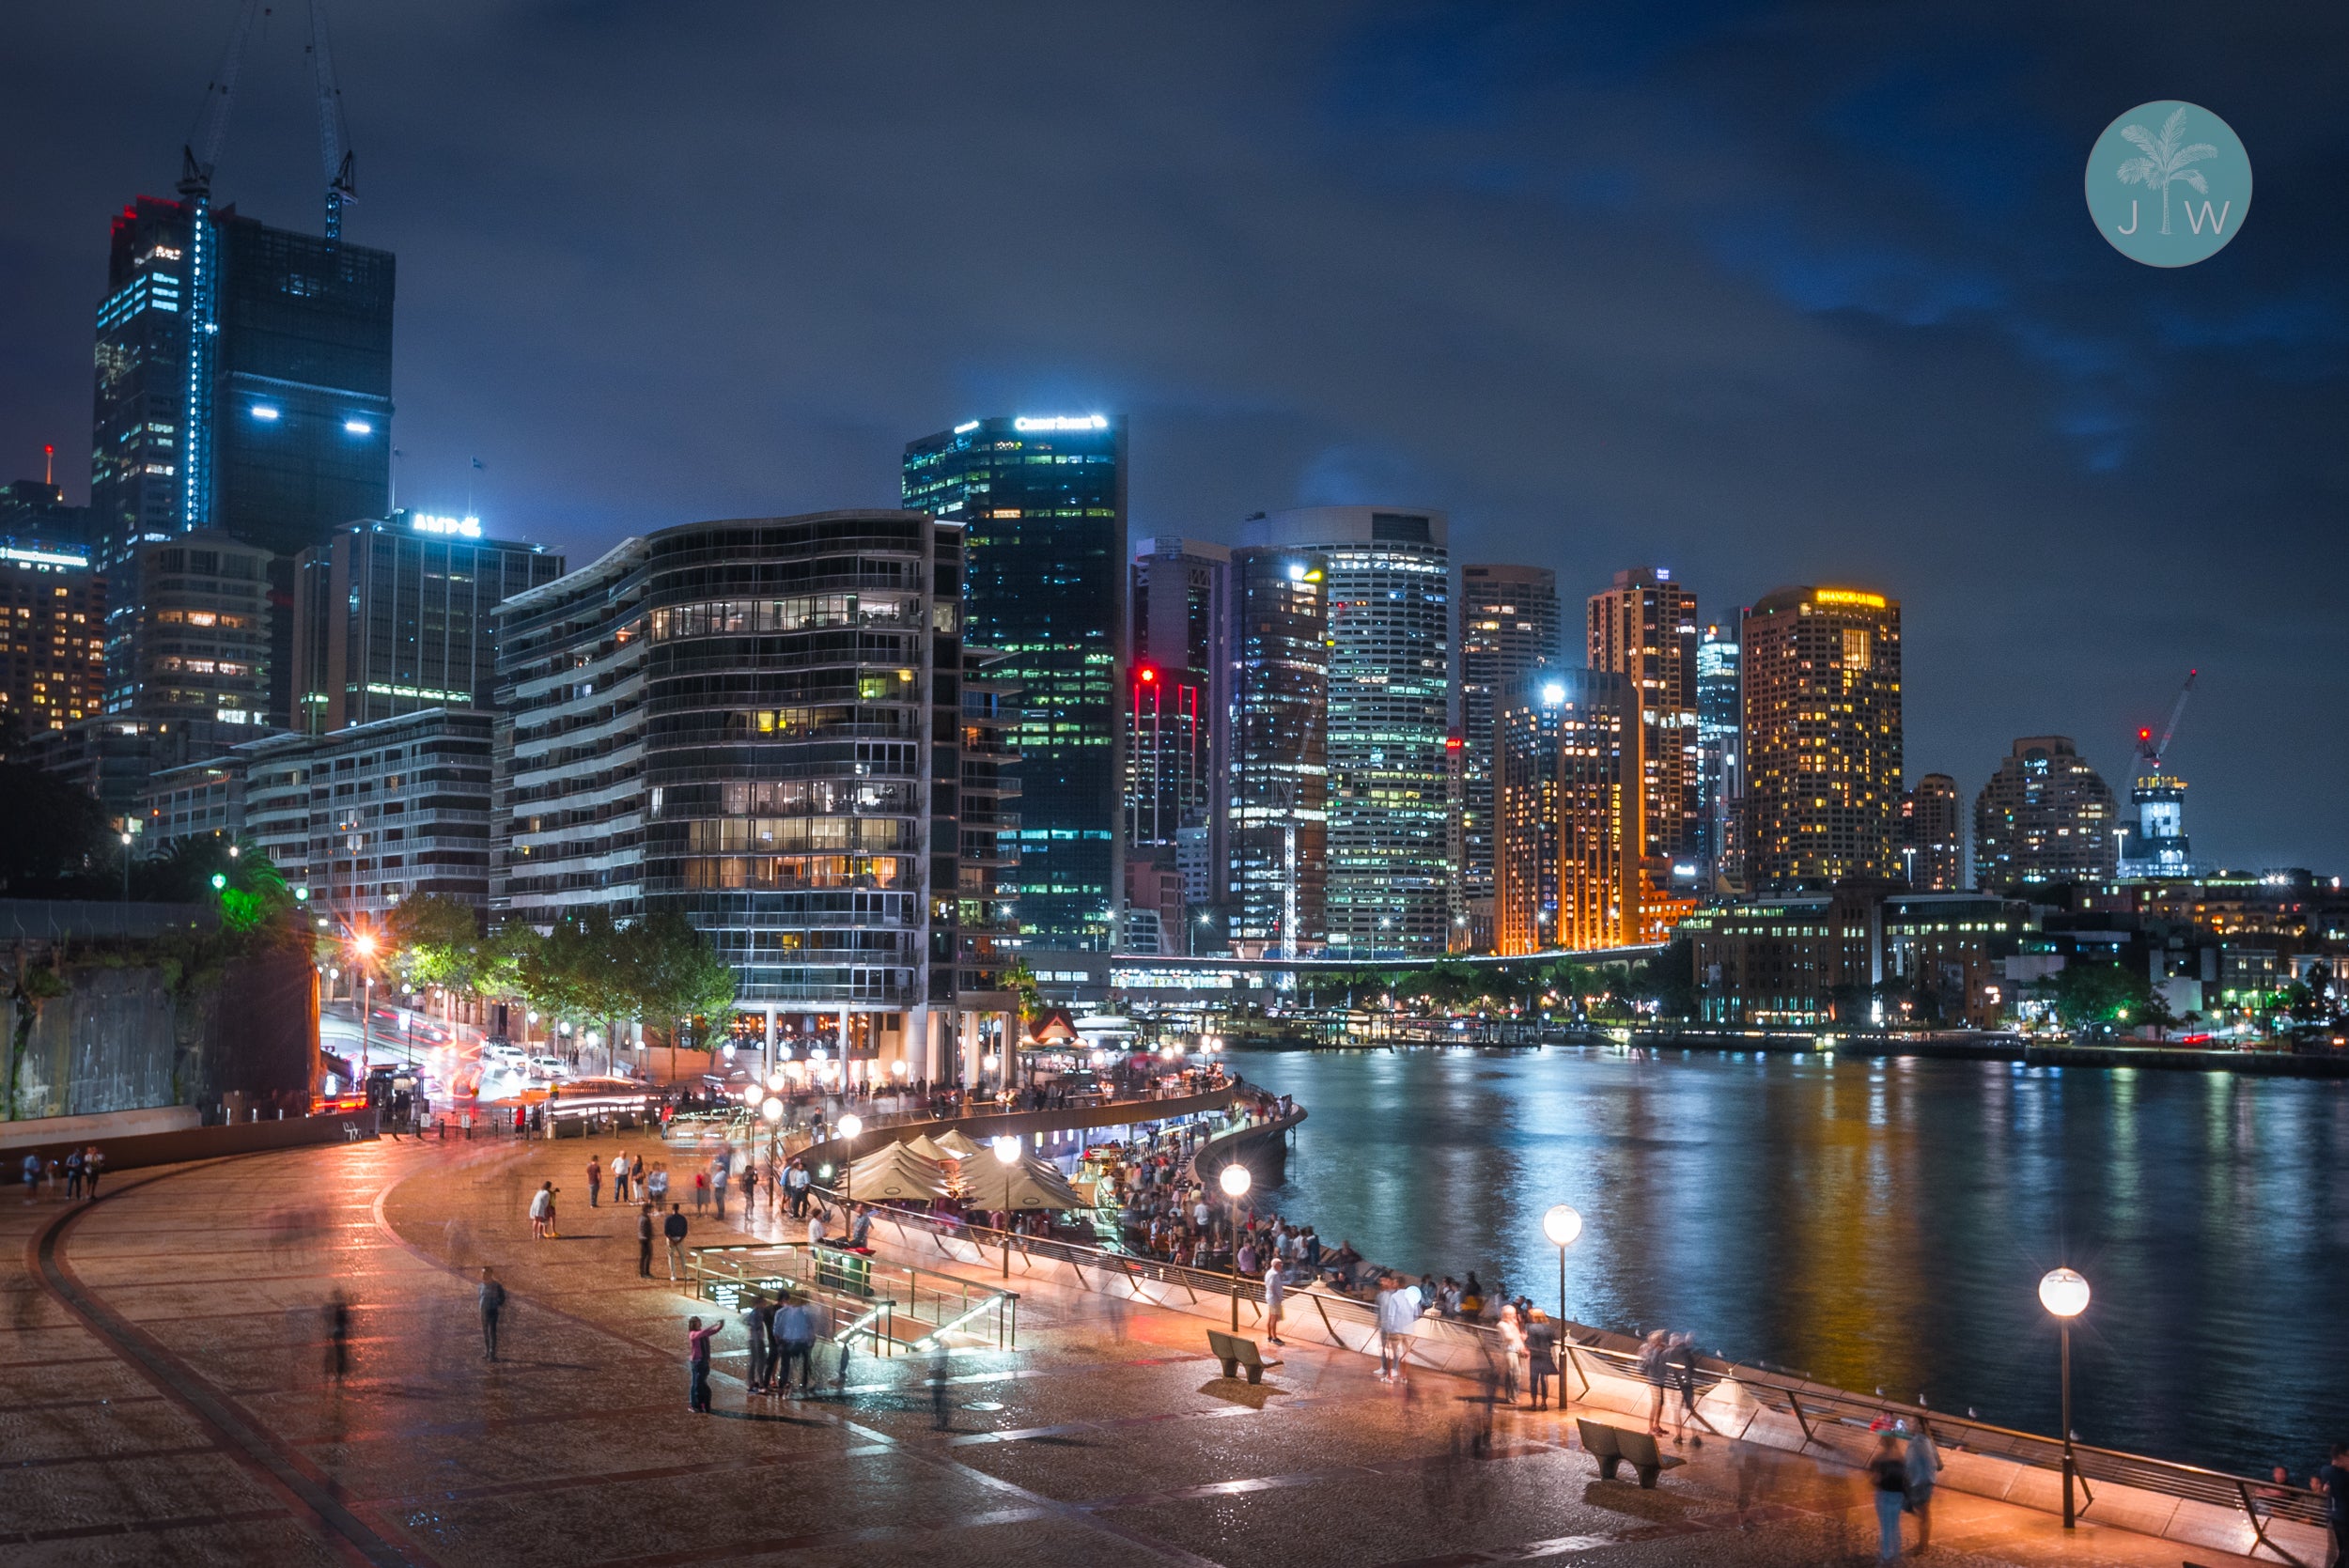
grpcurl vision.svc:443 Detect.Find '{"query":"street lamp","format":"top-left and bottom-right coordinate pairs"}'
top-left (1219, 1162), bottom-right (1252, 1330)
top-left (352, 932), bottom-right (379, 1080)
top-left (1543, 1204), bottom-right (1583, 1405)
top-left (2038, 1266), bottom-right (2091, 1528)
top-left (837, 1112), bottom-right (863, 1215)
top-left (991, 1134), bottom-right (1020, 1276)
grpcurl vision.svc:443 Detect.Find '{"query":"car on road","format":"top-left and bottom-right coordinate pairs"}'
top-left (526, 1054), bottom-right (568, 1079)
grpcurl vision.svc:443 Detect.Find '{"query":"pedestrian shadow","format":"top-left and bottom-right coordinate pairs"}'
top-left (710, 1408), bottom-right (830, 1427)
top-left (1198, 1379), bottom-right (1287, 1409)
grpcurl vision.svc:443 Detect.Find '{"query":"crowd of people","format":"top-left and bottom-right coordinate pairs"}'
top-left (16, 1145), bottom-right (106, 1202)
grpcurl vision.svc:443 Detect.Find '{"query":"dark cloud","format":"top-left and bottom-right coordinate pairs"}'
top-left (2, 0), bottom-right (2342, 866)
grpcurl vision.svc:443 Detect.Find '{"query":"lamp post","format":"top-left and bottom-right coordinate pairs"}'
top-left (2038, 1266), bottom-right (2091, 1528)
top-left (837, 1112), bottom-right (863, 1217)
top-left (353, 932), bottom-right (378, 1083)
top-left (992, 1134), bottom-right (1020, 1277)
top-left (1543, 1204), bottom-right (1583, 1407)
top-left (1219, 1163), bottom-right (1252, 1330)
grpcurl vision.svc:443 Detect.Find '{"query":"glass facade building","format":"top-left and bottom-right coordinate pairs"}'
top-left (1224, 547), bottom-right (1329, 955)
top-left (1244, 507), bottom-right (1450, 957)
top-left (1740, 585), bottom-right (1904, 893)
top-left (1695, 622), bottom-right (1742, 886)
top-left (903, 415), bottom-right (1126, 951)
top-left (1128, 536), bottom-right (1227, 879)
top-left (293, 513), bottom-right (564, 734)
top-left (1459, 564), bottom-right (1561, 937)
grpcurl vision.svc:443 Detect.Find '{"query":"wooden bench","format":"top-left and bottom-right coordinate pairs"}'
top-left (1206, 1328), bottom-right (1283, 1385)
top-left (1578, 1418), bottom-right (1686, 1489)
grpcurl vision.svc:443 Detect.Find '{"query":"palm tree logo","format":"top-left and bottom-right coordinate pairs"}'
top-left (2114, 106), bottom-right (2217, 237)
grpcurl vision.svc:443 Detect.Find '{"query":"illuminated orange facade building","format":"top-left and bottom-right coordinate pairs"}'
top-left (1740, 585), bottom-right (1904, 893)
top-left (1494, 670), bottom-right (1642, 954)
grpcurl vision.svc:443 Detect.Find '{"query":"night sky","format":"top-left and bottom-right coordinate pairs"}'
top-left (3, 3), bottom-right (2342, 869)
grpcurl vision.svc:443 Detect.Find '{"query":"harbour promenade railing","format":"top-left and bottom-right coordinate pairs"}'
top-left (851, 1203), bottom-right (2333, 1567)
top-left (682, 1240), bottom-right (1019, 1354)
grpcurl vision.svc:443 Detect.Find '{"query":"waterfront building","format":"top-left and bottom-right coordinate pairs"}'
top-left (1695, 622), bottom-right (1742, 887)
top-left (1682, 886), bottom-right (2029, 1028)
top-left (1223, 547), bottom-right (1330, 957)
top-left (119, 531), bottom-right (272, 726)
top-left (495, 511), bottom-right (1003, 1081)
top-left (91, 197), bottom-right (396, 727)
top-left (1494, 670), bottom-right (1637, 955)
top-left (1242, 507), bottom-right (1449, 956)
top-left (903, 414), bottom-right (1126, 952)
top-left (1901, 773), bottom-right (1965, 890)
top-left (1, 536), bottom-right (104, 736)
top-left (2118, 753), bottom-right (2196, 880)
top-left (1587, 568), bottom-right (1701, 887)
top-left (292, 512), bottom-right (563, 734)
top-left (1973, 737), bottom-right (2117, 890)
top-left (21, 715), bottom-right (254, 824)
top-left (1127, 537), bottom-right (1227, 883)
top-left (1459, 564), bottom-right (1561, 943)
top-left (1739, 585), bottom-right (1904, 892)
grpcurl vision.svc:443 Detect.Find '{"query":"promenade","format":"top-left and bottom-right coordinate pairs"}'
top-left (0, 1134), bottom-right (2300, 1567)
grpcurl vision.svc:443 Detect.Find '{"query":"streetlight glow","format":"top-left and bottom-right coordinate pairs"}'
top-left (837, 1112), bottom-right (863, 1141)
top-left (760, 1096), bottom-right (785, 1124)
top-left (1219, 1164), bottom-right (1251, 1199)
top-left (2039, 1265), bottom-right (2090, 1318)
top-left (1543, 1203), bottom-right (1583, 1249)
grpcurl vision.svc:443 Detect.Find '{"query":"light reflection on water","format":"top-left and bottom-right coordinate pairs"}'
top-left (1230, 1043), bottom-right (2347, 1477)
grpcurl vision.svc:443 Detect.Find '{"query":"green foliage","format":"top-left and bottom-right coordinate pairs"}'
top-left (2034, 959), bottom-right (2171, 1032)
top-left (1003, 959), bottom-right (1041, 1025)
top-left (628, 913), bottom-right (737, 1029)
top-left (383, 893), bottom-right (485, 990)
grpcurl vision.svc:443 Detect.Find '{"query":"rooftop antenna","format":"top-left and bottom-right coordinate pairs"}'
top-left (305, 0), bottom-right (357, 240)
top-left (176, 0), bottom-right (264, 531)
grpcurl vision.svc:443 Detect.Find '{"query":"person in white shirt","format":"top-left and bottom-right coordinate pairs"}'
top-left (1264, 1259), bottom-right (1286, 1346)
top-left (1375, 1274), bottom-right (1422, 1382)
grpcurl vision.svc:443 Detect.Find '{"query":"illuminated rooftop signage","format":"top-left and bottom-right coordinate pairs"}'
top-left (411, 513), bottom-right (483, 537)
top-left (1812, 588), bottom-right (1887, 608)
top-left (2, 545), bottom-right (88, 568)
top-left (953, 420), bottom-right (980, 434)
top-left (1013, 414), bottom-right (1110, 432)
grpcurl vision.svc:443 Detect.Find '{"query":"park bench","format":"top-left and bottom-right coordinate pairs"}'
top-left (1206, 1328), bottom-right (1283, 1385)
top-left (1578, 1418), bottom-right (1685, 1489)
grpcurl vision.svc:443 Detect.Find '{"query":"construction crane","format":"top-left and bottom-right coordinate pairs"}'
top-left (2135, 668), bottom-right (2198, 776)
top-left (306, 0), bottom-right (357, 240)
top-left (175, 0), bottom-right (264, 533)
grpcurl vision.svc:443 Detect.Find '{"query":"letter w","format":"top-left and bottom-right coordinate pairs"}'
top-left (2185, 200), bottom-right (2232, 236)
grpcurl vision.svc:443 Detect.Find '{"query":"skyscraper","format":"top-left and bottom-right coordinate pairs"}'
top-left (1900, 773), bottom-right (1965, 889)
top-left (1243, 507), bottom-right (1450, 956)
top-left (122, 531), bottom-right (272, 725)
top-left (1695, 622), bottom-right (1742, 888)
top-left (1972, 739), bottom-right (2116, 889)
top-left (0, 536), bottom-right (103, 737)
top-left (1740, 585), bottom-right (1904, 892)
top-left (292, 512), bottom-right (563, 734)
top-left (1494, 670), bottom-right (1636, 955)
top-left (1459, 564), bottom-right (1561, 941)
top-left (91, 196), bottom-right (395, 725)
top-left (1127, 537), bottom-right (1227, 883)
top-left (904, 415), bottom-right (1126, 951)
top-left (1587, 567), bottom-right (1700, 878)
top-left (1225, 546), bottom-right (1329, 956)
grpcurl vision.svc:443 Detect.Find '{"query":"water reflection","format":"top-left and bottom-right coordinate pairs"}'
top-left (1232, 1044), bottom-right (2343, 1476)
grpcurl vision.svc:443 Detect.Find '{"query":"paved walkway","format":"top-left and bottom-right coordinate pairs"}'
top-left (1, 1134), bottom-right (2288, 1566)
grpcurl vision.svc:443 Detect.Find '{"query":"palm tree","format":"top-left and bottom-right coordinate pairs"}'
top-left (2115, 106), bottom-right (2217, 237)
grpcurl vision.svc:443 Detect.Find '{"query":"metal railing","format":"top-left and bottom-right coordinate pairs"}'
top-left (682, 1241), bottom-right (1016, 1354)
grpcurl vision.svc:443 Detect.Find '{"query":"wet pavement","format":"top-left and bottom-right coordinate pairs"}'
top-left (0, 1133), bottom-right (2286, 1566)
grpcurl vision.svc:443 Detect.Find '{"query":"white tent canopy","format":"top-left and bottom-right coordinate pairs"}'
top-left (845, 1141), bottom-right (951, 1202)
top-left (965, 1151), bottom-right (1088, 1213)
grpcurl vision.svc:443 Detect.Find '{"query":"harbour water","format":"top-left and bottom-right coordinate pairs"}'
top-left (1229, 1043), bottom-right (2349, 1479)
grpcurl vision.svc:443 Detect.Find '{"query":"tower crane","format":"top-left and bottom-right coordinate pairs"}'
top-left (175, 0), bottom-right (264, 533)
top-left (306, 0), bottom-right (357, 240)
top-left (2134, 669), bottom-right (2198, 776)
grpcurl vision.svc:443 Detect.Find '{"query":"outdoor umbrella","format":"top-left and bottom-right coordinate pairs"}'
top-left (931, 1129), bottom-right (986, 1160)
top-left (845, 1141), bottom-right (952, 1202)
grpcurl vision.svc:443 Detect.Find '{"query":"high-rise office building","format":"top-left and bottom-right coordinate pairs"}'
top-left (1127, 537), bottom-right (1227, 879)
top-left (1972, 739), bottom-right (2116, 889)
top-left (1224, 547), bottom-right (1329, 956)
top-left (1243, 507), bottom-right (1449, 956)
top-left (903, 415), bottom-right (1126, 952)
top-left (1, 479), bottom-right (93, 549)
top-left (0, 536), bottom-right (104, 737)
top-left (495, 511), bottom-right (1003, 1081)
top-left (1740, 585), bottom-right (1904, 892)
top-left (91, 197), bottom-right (395, 726)
top-left (1900, 773), bottom-right (1965, 889)
top-left (1695, 623), bottom-right (1742, 887)
top-left (1494, 670), bottom-right (1637, 955)
top-left (1587, 567), bottom-right (1700, 881)
top-left (1459, 564), bottom-right (1561, 939)
top-left (293, 512), bottom-right (563, 734)
top-left (121, 531), bottom-right (272, 725)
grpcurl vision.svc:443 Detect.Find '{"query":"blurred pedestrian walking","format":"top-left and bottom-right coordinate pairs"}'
top-left (478, 1266), bottom-right (506, 1361)
top-left (1867, 1430), bottom-right (1908, 1560)
top-left (1906, 1421), bottom-right (1942, 1549)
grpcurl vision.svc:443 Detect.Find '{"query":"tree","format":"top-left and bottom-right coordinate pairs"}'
top-left (2114, 105), bottom-right (2218, 237)
top-left (2035, 959), bottom-right (2161, 1034)
top-left (624, 914), bottom-right (737, 1043)
top-left (383, 894), bottom-right (484, 991)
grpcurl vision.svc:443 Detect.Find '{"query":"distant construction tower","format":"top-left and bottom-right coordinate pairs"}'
top-left (2116, 671), bottom-right (2198, 879)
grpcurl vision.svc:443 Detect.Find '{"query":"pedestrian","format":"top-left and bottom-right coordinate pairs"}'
top-left (1263, 1258), bottom-right (1286, 1346)
top-left (647, 1162), bottom-right (670, 1207)
top-left (1524, 1309), bottom-right (1559, 1409)
top-left (1905, 1421), bottom-right (1942, 1550)
top-left (82, 1145), bottom-right (103, 1200)
top-left (744, 1295), bottom-right (771, 1391)
top-left (692, 1168), bottom-right (708, 1215)
top-left (1867, 1430), bottom-right (1908, 1560)
top-left (636, 1202), bottom-right (655, 1279)
top-left (739, 1160), bottom-right (758, 1219)
top-left (64, 1147), bottom-right (83, 1200)
top-left (686, 1314), bottom-right (724, 1412)
top-left (478, 1266), bottom-right (506, 1361)
top-left (611, 1150), bottom-right (630, 1203)
top-left (1669, 1332), bottom-right (1703, 1445)
top-left (586, 1155), bottom-right (602, 1208)
top-left (2312, 1441), bottom-right (2349, 1566)
top-left (776, 1293), bottom-right (815, 1393)
top-left (712, 1145), bottom-right (731, 1219)
top-left (1637, 1329), bottom-right (1672, 1437)
top-left (461, 1108), bottom-right (474, 1141)
top-left (663, 1203), bottom-right (688, 1280)
top-left (544, 1185), bottom-right (561, 1239)
top-left (1496, 1303), bottom-right (1525, 1405)
top-left (1375, 1273), bottom-right (1421, 1383)
top-left (786, 1157), bottom-right (811, 1218)
top-left (528, 1181), bottom-right (553, 1238)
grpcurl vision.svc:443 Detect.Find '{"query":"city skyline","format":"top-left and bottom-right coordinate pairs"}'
top-left (1, 4), bottom-right (2342, 869)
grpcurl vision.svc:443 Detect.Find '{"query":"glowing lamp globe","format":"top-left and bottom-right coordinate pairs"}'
top-left (1219, 1164), bottom-right (1252, 1199)
top-left (1543, 1204), bottom-right (1584, 1249)
top-left (760, 1096), bottom-right (785, 1124)
top-left (991, 1135), bottom-right (1020, 1166)
top-left (2038, 1266), bottom-right (2091, 1318)
top-left (837, 1113), bottom-right (863, 1141)
top-left (766, 1071), bottom-right (788, 1093)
